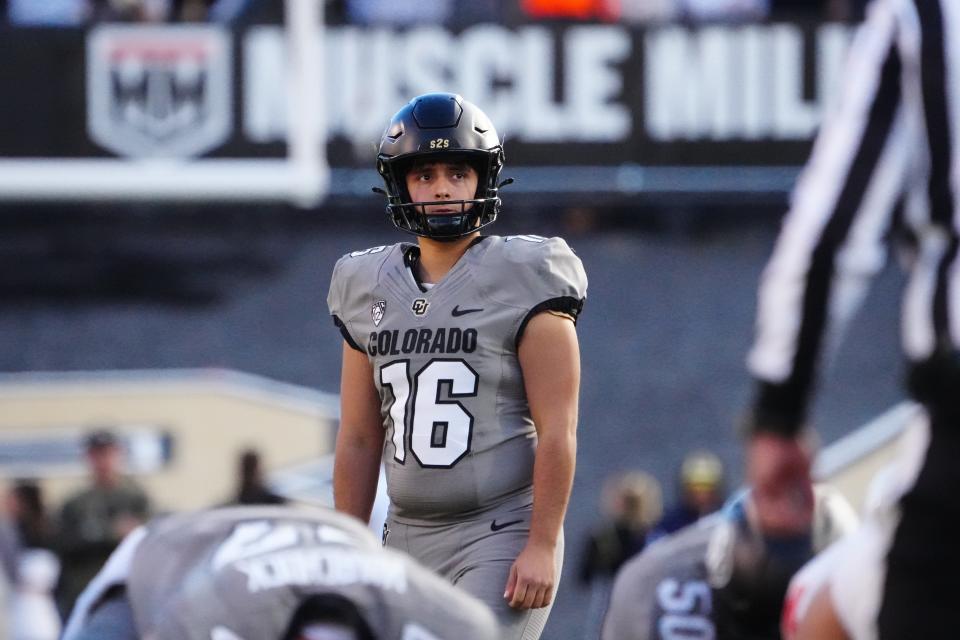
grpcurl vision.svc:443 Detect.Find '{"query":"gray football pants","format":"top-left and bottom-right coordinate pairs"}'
top-left (385, 506), bottom-right (563, 640)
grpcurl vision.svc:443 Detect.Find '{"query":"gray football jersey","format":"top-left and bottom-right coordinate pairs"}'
top-left (328, 235), bottom-right (587, 523)
top-left (602, 517), bottom-right (719, 640)
top-left (124, 506), bottom-right (499, 640)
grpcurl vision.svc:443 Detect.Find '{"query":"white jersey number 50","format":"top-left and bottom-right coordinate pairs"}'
top-left (380, 359), bottom-right (478, 468)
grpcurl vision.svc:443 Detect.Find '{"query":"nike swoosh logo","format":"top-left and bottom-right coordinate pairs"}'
top-left (490, 519), bottom-right (523, 532)
top-left (452, 305), bottom-right (483, 317)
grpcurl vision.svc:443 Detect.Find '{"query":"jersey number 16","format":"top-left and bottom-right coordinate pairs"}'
top-left (380, 359), bottom-right (479, 468)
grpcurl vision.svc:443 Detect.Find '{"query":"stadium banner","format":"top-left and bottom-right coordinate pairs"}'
top-left (0, 0), bottom-right (326, 205)
top-left (0, 19), bottom-right (854, 203)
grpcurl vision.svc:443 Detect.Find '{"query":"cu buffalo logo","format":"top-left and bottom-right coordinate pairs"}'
top-left (411, 298), bottom-right (430, 316)
top-left (86, 25), bottom-right (232, 158)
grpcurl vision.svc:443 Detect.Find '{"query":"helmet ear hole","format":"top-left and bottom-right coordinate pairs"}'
top-left (284, 594), bottom-right (376, 640)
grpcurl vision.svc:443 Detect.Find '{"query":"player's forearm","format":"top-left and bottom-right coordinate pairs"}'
top-left (528, 425), bottom-right (577, 548)
top-left (333, 437), bottom-right (381, 523)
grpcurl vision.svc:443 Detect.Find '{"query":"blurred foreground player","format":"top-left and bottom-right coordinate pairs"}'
top-left (60, 505), bottom-right (498, 640)
top-left (744, 0), bottom-right (960, 636)
top-left (781, 529), bottom-right (855, 640)
top-left (329, 93), bottom-right (586, 638)
top-left (602, 486), bottom-right (857, 640)
top-left (781, 421), bottom-right (926, 640)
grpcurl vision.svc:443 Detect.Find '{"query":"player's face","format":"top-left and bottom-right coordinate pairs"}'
top-left (405, 161), bottom-right (479, 215)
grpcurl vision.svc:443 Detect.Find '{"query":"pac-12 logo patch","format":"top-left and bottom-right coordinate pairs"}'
top-left (371, 299), bottom-right (386, 327)
top-left (411, 298), bottom-right (430, 316)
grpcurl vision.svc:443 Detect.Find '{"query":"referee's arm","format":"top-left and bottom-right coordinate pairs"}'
top-left (746, 0), bottom-right (909, 437)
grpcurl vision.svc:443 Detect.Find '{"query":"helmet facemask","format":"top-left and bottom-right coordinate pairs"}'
top-left (379, 150), bottom-right (503, 241)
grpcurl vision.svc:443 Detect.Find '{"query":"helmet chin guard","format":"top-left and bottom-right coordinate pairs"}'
top-left (386, 197), bottom-right (499, 242)
top-left (376, 93), bottom-right (506, 241)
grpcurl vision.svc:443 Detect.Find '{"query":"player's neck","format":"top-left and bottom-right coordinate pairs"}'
top-left (417, 232), bottom-right (480, 283)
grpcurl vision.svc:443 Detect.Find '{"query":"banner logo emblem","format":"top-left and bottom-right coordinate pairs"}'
top-left (87, 26), bottom-right (232, 158)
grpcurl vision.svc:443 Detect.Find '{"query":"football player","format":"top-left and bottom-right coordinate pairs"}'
top-left (781, 421), bottom-right (928, 640)
top-left (328, 92), bottom-right (587, 638)
top-left (602, 485), bottom-right (858, 640)
top-left (60, 505), bottom-right (499, 640)
top-left (781, 534), bottom-right (852, 640)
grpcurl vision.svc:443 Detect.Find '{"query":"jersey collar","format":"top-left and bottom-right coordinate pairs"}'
top-left (403, 236), bottom-right (489, 293)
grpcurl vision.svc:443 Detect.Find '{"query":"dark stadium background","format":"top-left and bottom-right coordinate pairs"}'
top-left (0, 1), bottom-right (900, 636)
top-left (0, 200), bottom-right (904, 638)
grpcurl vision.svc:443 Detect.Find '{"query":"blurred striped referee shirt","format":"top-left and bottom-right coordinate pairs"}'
top-left (748, 0), bottom-right (960, 434)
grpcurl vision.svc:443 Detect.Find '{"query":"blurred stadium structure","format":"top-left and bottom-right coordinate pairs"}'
top-left (813, 402), bottom-right (921, 515)
top-left (0, 2), bottom-right (907, 638)
top-left (0, 1), bottom-right (860, 207)
top-left (0, 0), bottom-right (327, 205)
top-left (0, 369), bottom-right (338, 510)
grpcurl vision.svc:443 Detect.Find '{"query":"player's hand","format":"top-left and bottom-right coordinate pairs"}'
top-left (504, 541), bottom-right (556, 609)
top-left (746, 432), bottom-right (815, 537)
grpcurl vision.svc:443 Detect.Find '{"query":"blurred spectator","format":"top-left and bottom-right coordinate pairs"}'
top-left (0, 570), bottom-right (8, 640)
top-left (54, 429), bottom-right (151, 621)
top-left (617, 0), bottom-right (678, 23)
top-left (5, 482), bottom-right (54, 552)
top-left (346, 0), bottom-right (452, 25)
top-left (174, 0), bottom-right (267, 22)
top-left (4, 482), bottom-right (59, 640)
top-left (4, 0), bottom-right (272, 24)
top-left (769, 0), bottom-right (855, 20)
top-left (680, 0), bottom-right (768, 21)
top-left (649, 449), bottom-right (725, 542)
top-left (579, 471), bottom-right (662, 639)
top-left (0, 518), bottom-right (16, 594)
top-left (525, 0), bottom-right (768, 22)
top-left (88, 0), bottom-right (170, 22)
top-left (0, 512), bottom-right (18, 640)
top-left (580, 471), bottom-right (662, 582)
top-left (824, 0), bottom-right (869, 21)
top-left (5, 0), bottom-right (90, 25)
top-left (9, 549), bottom-right (60, 640)
top-left (345, 0), bottom-right (498, 26)
top-left (231, 448), bottom-right (287, 506)
top-left (521, 0), bottom-right (615, 21)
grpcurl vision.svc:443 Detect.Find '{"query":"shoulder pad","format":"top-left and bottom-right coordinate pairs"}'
top-left (480, 236), bottom-right (587, 341)
top-left (334, 243), bottom-right (397, 281)
top-left (328, 244), bottom-right (402, 348)
top-left (345, 244), bottom-right (392, 260)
